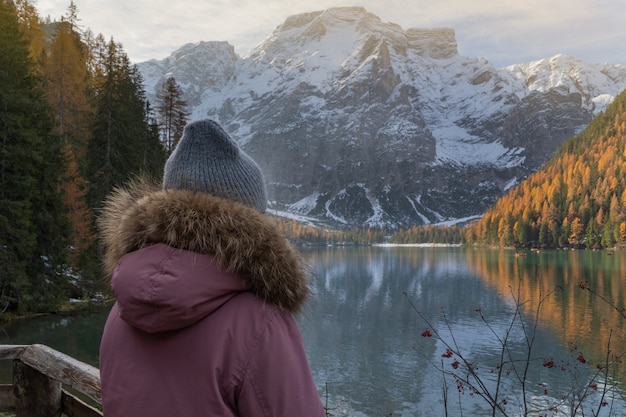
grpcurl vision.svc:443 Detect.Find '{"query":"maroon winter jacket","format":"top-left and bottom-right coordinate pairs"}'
top-left (98, 180), bottom-right (326, 417)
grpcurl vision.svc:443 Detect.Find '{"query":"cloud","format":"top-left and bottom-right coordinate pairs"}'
top-left (34, 0), bottom-right (626, 67)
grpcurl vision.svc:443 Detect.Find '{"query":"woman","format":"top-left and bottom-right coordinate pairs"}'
top-left (98, 119), bottom-right (326, 417)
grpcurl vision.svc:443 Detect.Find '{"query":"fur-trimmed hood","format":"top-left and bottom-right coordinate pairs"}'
top-left (98, 179), bottom-right (311, 317)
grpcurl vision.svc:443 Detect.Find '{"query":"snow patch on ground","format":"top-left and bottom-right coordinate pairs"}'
top-left (436, 215), bottom-right (482, 226)
top-left (268, 209), bottom-right (320, 227)
top-left (288, 192), bottom-right (321, 214)
top-left (504, 177), bottom-right (518, 191)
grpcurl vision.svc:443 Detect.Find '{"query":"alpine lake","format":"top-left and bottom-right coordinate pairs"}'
top-left (2, 246), bottom-right (626, 417)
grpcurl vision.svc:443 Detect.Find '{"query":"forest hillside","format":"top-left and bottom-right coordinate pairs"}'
top-left (464, 89), bottom-right (626, 249)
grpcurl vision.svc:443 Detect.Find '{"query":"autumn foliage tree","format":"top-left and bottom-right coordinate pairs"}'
top-left (465, 89), bottom-right (626, 249)
top-left (43, 1), bottom-right (94, 268)
top-left (13, 0), bottom-right (45, 69)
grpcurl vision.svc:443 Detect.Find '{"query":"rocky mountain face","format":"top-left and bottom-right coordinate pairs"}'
top-left (137, 7), bottom-right (626, 229)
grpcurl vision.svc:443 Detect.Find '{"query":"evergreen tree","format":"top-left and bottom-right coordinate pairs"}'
top-left (143, 99), bottom-right (168, 176)
top-left (86, 38), bottom-right (166, 209)
top-left (0, 0), bottom-right (69, 313)
top-left (156, 76), bottom-right (189, 155)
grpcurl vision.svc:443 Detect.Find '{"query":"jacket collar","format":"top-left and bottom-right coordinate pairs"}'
top-left (98, 179), bottom-right (310, 314)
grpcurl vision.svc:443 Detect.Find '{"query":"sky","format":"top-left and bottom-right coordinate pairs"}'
top-left (34, 0), bottom-right (626, 68)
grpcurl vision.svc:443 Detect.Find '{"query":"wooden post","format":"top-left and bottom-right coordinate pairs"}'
top-left (13, 359), bottom-right (62, 417)
top-left (0, 345), bottom-right (102, 416)
top-left (20, 344), bottom-right (101, 403)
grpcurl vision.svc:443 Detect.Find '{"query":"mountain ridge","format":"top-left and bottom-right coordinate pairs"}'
top-left (137, 7), bottom-right (626, 228)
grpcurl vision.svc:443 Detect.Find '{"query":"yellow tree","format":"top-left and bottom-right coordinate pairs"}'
top-left (60, 143), bottom-right (95, 266)
top-left (43, 2), bottom-right (95, 268)
top-left (620, 222), bottom-right (626, 245)
top-left (14, 0), bottom-right (46, 70)
top-left (44, 2), bottom-right (92, 154)
top-left (569, 217), bottom-right (584, 246)
top-left (497, 218), bottom-right (511, 246)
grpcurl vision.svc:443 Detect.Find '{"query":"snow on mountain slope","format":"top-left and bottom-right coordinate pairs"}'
top-left (506, 54), bottom-right (626, 113)
top-left (137, 7), bottom-right (626, 228)
top-left (140, 41), bottom-right (237, 107)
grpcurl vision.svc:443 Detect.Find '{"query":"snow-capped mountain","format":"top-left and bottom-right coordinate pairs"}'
top-left (137, 7), bottom-right (626, 228)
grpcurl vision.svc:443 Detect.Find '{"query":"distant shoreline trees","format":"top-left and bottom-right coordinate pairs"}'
top-left (272, 218), bottom-right (463, 246)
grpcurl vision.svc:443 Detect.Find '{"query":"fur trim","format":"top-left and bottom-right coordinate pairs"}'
top-left (97, 178), bottom-right (310, 313)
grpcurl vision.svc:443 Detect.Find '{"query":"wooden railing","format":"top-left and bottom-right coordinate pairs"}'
top-left (0, 344), bottom-right (102, 417)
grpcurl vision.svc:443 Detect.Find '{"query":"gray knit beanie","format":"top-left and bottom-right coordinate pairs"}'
top-left (162, 119), bottom-right (267, 212)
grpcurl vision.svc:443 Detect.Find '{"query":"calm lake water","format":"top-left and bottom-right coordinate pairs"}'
top-left (2, 247), bottom-right (626, 416)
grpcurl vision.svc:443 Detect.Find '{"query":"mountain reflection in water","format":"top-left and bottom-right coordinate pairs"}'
top-left (1, 247), bottom-right (625, 416)
top-left (299, 247), bottom-right (626, 417)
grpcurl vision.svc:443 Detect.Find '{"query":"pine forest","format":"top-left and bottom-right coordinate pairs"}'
top-left (0, 0), bottom-right (189, 315)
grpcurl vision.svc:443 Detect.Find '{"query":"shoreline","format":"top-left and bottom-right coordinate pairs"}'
top-left (374, 243), bottom-right (462, 248)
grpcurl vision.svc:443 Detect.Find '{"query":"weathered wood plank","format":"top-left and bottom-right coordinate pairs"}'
top-left (13, 360), bottom-right (62, 417)
top-left (0, 346), bottom-right (27, 361)
top-left (18, 344), bottom-right (101, 403)
top-left (0, 385), bottom-right (15, 412)
top-left (62, 391), bottom-right (103, 417)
